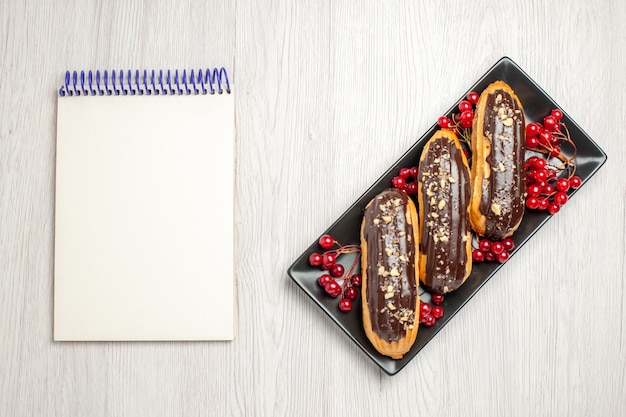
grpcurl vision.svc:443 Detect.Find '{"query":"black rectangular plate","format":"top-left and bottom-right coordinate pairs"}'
top-left (287, 57), bottom-right (607, 375)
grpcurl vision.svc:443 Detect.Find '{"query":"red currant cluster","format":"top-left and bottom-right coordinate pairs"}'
top-left (309, 234), bottom-right (361, 312)
top-left (436, 91), bottom-right (479, 149)
top-left (472, 237), bottom-right (515, 264)
top-left (391, 166), bottom-right (419, 194)
top-left (524, 109), bottom-right (580, 215)
top-left (524, 109), bottom-right (565, 154)
top-left (419, 293), bottom-right (444, 327)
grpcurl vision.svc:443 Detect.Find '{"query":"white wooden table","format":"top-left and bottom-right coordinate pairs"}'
top-left (1, 1), bottom-right (624, 415)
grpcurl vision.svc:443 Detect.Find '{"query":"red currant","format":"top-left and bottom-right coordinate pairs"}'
top-left (526, 196), bottom-right (539, 209)
top-left (467, 91), bottom-right (479, 104)
top-left (406, 181), bottom-right (418, 194)
top-left (472, 249), bottom-right (485, 262)
top-left (551, 109), bottom-right (563, 121)
top-left (458, 100), bottom-right (472, 112)
top-left (479, 239), bottom-right (492, 252)
top-left (437, 116), bottom-right (452, 129)
top-left (409, 166), bottom-right (419, 178)
top-left (537, 198), bottom-right (549, 211)
top-left (533, 169), bottom-right (548, 182)
top-left (569, 176), bottom-right (582, 189)
top-left (309, 252), bottom-right (323, 267)
top-left (502, 237), bottom-right (515, 251)
top-left (491, 241), bottom-right (505, 255)
top-left (550, 135), bottom-right (560, 146)
top-left (554, 191), bottom-right (568, 206)
top-left (318, 274), bottom-right (333, 287)
top-left (460, 117), bottom-right (473, 129)
top-left (431, 293), bottom-right (444, 304)
top-left (546, 169), bottom-right (556, 180)
top-left (392, 176), bottom-right (406, 188)
top-left (533, 158), bottom-right (546, 169)
top-left (550, 146), bottom-right (561, 157)
top-left (460, 110), bottom-right (474, 123)
top-left (556, 178), bottom-right (569, 192)
top-left (526, 123), bottom-right (541, 137)
top-left (539, 131), bottom-right (552, 146)
top-left (496, 250), bottom-right (509, 263)
top-left (318, 234), bottom-right (334, 249)
top-left (344, 286), bottom-right (358, 301)
top-left (485, 251), bottom-right (496, 262)
top-left (423, 314), bottom-right (436, 327)
top-left (548, 203), bottom-right (560, 214)
top-left (420, 301), bottom-right (431, 316)
top-left (350, 274), bottom-right (362, 286)
top-left (321, 252), bottom-right (336, 269)
top-left (330, 263), bottom-right (345, 278)
top-left (543, 115), bottom-right (558, 132)
top-left (338, 298), bottom-right (353, 312)
top-left (431, 305), bottom-right (444, 318)
top-left (324, 280), bottom-right (342, 297)
top-left (526, 136), bottom-right (539, 148)
top-left (398, 168), bottom-right (411, 179)
top-left (542, 184), bottom-right (555, 196)
top-left (527, 184), bottom-right (542, 197)
top-left (526, 156), bottom-right (538, 167)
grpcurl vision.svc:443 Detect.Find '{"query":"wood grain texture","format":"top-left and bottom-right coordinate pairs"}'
top-left (1, 0), bottom-right (624, 416)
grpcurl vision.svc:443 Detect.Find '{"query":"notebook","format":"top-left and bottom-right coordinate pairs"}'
top-left (54, 68), bottom-right (236, 341)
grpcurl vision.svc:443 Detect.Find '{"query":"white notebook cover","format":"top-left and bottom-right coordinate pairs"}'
top-left (54, 92), bottom-right (235, 341)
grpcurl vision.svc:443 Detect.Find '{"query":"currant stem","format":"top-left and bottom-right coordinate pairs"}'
top-left (342, 252), bottom-right (361, 290)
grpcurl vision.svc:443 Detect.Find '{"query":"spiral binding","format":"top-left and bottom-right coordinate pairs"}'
top-left (58, 67), bottom-right (231, 97)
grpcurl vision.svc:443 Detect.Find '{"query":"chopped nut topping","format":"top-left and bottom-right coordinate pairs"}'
top-left (491, 203), bottom-right (502, 216)
top-left (448, 176), bottom-right (456, 183)
top-left (384, 247), bottom-right (393, 256)
top-left (378, 266), bottom-right (385, 275)
top-left (387, 302), bottom-right (396, 311)
top-left (390, 267), bottom-right (400, 277)
top-left (498, 162), bottom-right (505, 172)
top-left (373, 218), bottom-right (380, 225)
top-left (502, 118), bottom-right (514, 127)
top-left (440, 236), bottom-right (449, 243)
top-left (438, 200), bottom-right (446, 210)
top-left (384, 292), bottom-right (394, 299)
top-left (382, 215), bottom-right (392, 223)
top-left (398, 231), bottom-right (405, 237)
top-left (386, 285), bottom-right (394, 292)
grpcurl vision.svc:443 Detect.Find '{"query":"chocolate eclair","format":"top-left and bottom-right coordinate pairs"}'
top-left (361, 188), bottom-right (419, 359)
top-left (417, 129), bottom-right (472, 294)
top-left (470, 80), bottom-right (526, 239)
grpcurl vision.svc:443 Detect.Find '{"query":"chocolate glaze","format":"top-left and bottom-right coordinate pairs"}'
top-left (419, 136), bottom-right (471, 293)
top-left (479, 89), bottom-right (526, 239)
top-left (362, 189), bottom-right (417, 342)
